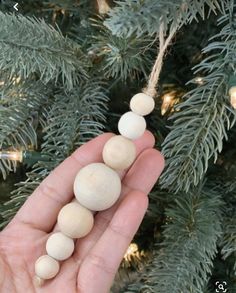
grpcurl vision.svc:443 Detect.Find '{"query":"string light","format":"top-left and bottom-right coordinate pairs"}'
top-left (12, 76), bottom-right (21, 85)
top-left (124, 243), bottom-right (138, 261)
top-left (0, 150), bottom-right (50, 165)
top-left (0, 150), bottom-right (23, 162)
top-left (195, 77), bottom-right (204, 85)
top-left (161, 92), bottom-right (175, 115)
top-left (0, 76), bottom-right (20, 87)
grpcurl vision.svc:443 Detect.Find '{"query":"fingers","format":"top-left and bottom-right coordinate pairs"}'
top-left (74, 148), bottom-right (164, 262)
top-left (13, 131), bottom-right (155, 232)
top-left (122, 148), bottom-right (165, 195)
top-left (13, 133), bottom-right (114, 232)
top-left (77, 190), bottom-right (148, 293)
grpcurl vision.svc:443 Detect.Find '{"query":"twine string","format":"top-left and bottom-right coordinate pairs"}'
top-left (143, 23), bottom-right (177, 98)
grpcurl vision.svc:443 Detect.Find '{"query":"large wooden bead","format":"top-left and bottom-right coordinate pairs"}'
top-left (58, 202), bottom-right (94, 238)
top-left (118, 111), bottom-right (146, 140)
top-left (102, 135), bottom-right (136, 170)
top-left (46, 232), bottom-right (74, 261)
top-left (130, 93), bottom-right (155, 116)
top-left (74, 163), bottom-right (121, 211)
top-left (35, 255), bottom-right (60, 280)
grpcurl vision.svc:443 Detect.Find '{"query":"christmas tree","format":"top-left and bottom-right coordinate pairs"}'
top-left (0, 0), bottom-right (236, 292)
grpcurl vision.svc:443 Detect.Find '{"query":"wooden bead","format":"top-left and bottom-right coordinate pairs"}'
top-left (118, 111), bottom-right (146, 140)
top-left (229, 86), bottom-right (236, 96)
top-left (74, 163), bottom-right (121, 211)
top-left (35, 255), bottom-right (60, 280)
top-left (231, 95), bottom-right (236, 109)
top-left (58, 202), bottom-right (94, 239)
top-left (46, 232), bottom-right (74, 261)
top-left (130, 93), bottom-right (155, 116)
top-left (102, 135), bottom-right (136, 170)
top-left (229, 86), bottom-right (236, 109)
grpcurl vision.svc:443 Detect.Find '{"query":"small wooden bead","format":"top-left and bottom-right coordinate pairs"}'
top-left (231, 95), bottom-right (236, 109)
top-left (46, 232), bottom-right (74, 261)
top-left (35, 255), bottom-right (60, 280)
top-left (229, 86), bottom-right (236, 109)
top-left (118, 111), bottom-right (146, 140)
top-left (102, 135), bottom-right (136, 170)
top-left (229, 86), bottom-right (236, 96)
top-left (130, 93), bottom-right (155, 116)
top-left (58, 202), bottom-right (94, 239)
top-left (74, 163), bottom-right (121, 211)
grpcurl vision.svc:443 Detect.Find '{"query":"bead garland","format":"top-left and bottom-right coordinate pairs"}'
top-left (34, 92), bottom-right (155, 284)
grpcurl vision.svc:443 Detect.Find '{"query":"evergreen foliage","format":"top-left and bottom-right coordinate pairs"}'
top-left (0, 80), bottom-right (50, 179)
top-left (219, 179), bottom-right (236, 274)
top-left (0, 0), bottom-right (236, 292)
top-left (0, 11), bottom-right (87, 89)
top-left (161, 7), bottom-right (236, 192)
top-left (91, 19), bottom-right (155, 80)
top-left (104, 0), bottom-right (225, 37)
top-left (221, 213), bottom-right (236, 273)
top-left (0, 80), bottom-right (108, 228)
top-left (124, 183), bottom-right (223, 293)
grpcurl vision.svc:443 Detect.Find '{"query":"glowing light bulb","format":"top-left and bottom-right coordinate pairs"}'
top-left (124, 243), bottom-right (138, 261)
top-left (195, 77), bottom-right (204, 85)
top-left (12, 76), bottom-right (21, 85)
top-left (161, 92), bottom-right (175, 115)
top-left (0, 150), bottom-right (23, 162)
top-left (164, 95), bottom-right (172, 102)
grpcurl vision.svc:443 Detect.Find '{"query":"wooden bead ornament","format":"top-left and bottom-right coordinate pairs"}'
top-left (46, 232), bottom-right (74, 261)
top-left (130, 93), bottom-right (155, 116)
top-left (118, 111), bottom-right (146, 140)
top-left (229, 86), bottom-right (236, 109)
top-left (58, 202), bottom-right (94, 238)
top-left (34, 90), bottom-right (155, 285)
top-left (74, 162), bottom-right (121, 211)
top-left (102, 135), bottom-right (136, 170)
top-left (35, 255), bottom-right (60, 280)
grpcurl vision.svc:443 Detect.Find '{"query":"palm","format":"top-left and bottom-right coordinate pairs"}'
top-left (0, 132), bottom-right (164, 293)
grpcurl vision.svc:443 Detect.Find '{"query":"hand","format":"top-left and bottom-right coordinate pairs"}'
top-left (0, 131), bottom-right (164, 293)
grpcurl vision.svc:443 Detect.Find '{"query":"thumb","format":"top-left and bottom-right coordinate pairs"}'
top-left (77, 189), bottom-right (148, 293)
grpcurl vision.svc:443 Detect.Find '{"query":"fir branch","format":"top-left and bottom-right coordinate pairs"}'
top-left (125, 184), bottom-right (223, 293)
top-left (0, 80), bottom-right (108, 229)
top-left (41, 81), bottom-right (108, 161)
top-left (220, 213), bottom-right (236, 273)
top-left (90, 19), bottom-right (155, 80)
top-left (0, 12), bottom-right (88, 90)
top-left (207, 168), bottom-right (236, 274)
top-left (160, 8), bottom-right (236, 192)
top-left (104, 0), bottom-right (224, 37)
top-left (219, 181), bottom-right (236, 274)
top-left (0, 81), bottom-right (50, 179)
